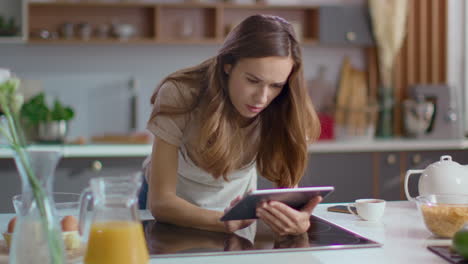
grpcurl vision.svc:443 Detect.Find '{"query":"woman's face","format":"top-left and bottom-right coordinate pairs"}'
top-left (224, 56), bottom-right (294, 119)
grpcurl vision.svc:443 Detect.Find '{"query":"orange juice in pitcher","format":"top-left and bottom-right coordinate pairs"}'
top-left (79, 174), bottom-right (149, 264)
top-left (84, 221), bottom-right (148, 264)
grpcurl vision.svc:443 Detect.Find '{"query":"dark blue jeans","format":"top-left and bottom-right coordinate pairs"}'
top-left (138, 174), bottom-right (149, 209)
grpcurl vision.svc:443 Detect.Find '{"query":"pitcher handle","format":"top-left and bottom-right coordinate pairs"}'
top-left (404, 170), bottom-right (423, 202)
top-left (79, 187), bottom-right (93, 237)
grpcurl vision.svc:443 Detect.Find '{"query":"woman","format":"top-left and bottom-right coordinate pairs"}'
top-left (146, 14), bottom-right (321, 236)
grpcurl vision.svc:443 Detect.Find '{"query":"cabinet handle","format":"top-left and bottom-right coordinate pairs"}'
top-left (91, 160), bottom-right (103, 172)
top-left (386, 154), bottom-right (397, 165)
top-left (346, 31), bottom-right (357, 42)
top-left (412, 154), bottom-right (422, 165)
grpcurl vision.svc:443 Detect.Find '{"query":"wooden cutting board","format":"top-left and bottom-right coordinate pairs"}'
top-left (335, 56), bottom-right (352, 126)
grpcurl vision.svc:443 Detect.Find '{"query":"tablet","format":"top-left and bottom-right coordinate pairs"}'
top-left (220, 186), bottom-right (334, 221)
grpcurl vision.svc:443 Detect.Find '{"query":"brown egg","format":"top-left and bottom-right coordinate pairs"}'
top-left (61, 216), bottom-right (78, 232)
top-left (7, 216), bottom-right (16, 233)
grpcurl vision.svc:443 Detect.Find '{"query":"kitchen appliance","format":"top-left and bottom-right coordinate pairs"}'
top-left (405, 84), bottom-right (462, 139)
top-left (402, 94), bottom-right (434, 137)
top-left (404, 155), bottom-right (468, 201)
top-left (143, 215), bottom-right (381, 258)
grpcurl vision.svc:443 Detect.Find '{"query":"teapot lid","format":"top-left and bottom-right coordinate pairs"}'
top-left (427, 155), bottom-right (463, 171)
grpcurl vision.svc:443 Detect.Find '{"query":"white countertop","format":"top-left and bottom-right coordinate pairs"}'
top-left (0, 138), bottom-right (467, 158)
top-left (0, 201), bottom-right (453, 264)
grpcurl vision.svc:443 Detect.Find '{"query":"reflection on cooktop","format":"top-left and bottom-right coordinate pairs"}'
top-left (142, 215), bottom-right (381, 258)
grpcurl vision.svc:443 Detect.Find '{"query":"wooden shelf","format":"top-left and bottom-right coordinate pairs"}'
top-left (28, 37), bottom-right (157, 44)
top-left (26, 1), bottom-right (320, 45)
top-left (220, 5), bottom-right (318, 41)
top-left (157, 38), bottom-right (221, 45)
top-left (28, 1), bottom-right (158, 7)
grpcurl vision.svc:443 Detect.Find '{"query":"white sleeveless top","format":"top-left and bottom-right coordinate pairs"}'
top-left (175, 145), bottom-right (257, 212)
top-left (145, 80), bottom-right (259, 212)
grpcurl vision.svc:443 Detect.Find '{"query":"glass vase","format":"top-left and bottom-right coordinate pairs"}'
top-left (9, 148), bottom-right (66, 264)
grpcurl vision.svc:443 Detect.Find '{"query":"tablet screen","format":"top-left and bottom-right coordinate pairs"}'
top-left (220, 186), bottom-right (334, 221)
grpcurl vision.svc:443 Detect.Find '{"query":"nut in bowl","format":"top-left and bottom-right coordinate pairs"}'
top-left (416, 194), bottom-right (468, 238)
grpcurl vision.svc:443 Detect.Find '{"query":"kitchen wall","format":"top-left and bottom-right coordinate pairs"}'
top-left (0, 44), bottom-right (365, 139)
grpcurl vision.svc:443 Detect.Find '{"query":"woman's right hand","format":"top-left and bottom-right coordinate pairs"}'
top-left (223, 195), bottom-right (255, 233)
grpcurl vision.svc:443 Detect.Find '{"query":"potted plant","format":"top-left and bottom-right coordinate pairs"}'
top-left (0, 15), bottom-right (19, 36)
top-left (21, 93), bottom-right (75, 143)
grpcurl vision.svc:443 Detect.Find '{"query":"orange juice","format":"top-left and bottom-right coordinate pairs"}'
top-left (84, 221), bottom-right (149, 264)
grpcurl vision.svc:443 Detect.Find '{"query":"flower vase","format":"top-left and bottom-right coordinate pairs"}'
top-left (9, 148), bottom-right (66, 264)
top-left (377, 85), bottom-right (394, 138)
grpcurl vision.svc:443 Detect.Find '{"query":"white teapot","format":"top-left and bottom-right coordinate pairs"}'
top-left (404, 155), bottom-right (468, 201)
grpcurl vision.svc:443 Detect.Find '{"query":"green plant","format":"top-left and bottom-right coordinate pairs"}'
top-left (21, 93), bottom-right (75, 125)
top-left (0, 15), bottom-right (18, 36)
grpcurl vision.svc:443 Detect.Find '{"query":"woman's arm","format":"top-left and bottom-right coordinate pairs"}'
top-left (148, 136), bottom-right (227, 232)
top-left (148, 136), bottom-right (254, 233)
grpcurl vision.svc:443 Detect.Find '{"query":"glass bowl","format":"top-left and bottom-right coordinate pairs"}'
top-left (415, 194), bottom-right (468, 238)
top-left (12, 192), bottom-right (80, 219)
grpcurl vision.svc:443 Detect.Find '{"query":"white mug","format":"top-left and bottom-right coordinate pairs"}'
top-left (347, 199), bottom-right (386, 221)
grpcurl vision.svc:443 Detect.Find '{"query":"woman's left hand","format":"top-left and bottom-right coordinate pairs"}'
top-left (256, 196), bottom-right (322, 236)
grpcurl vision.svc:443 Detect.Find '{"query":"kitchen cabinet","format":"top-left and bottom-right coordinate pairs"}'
top-left (298, 146), bottom-right (468, 203)
top-left (300, 152), bottom-right (374, 203)
top-left (369, 149), bottom-right (468, 202)
top-left (24, 1), bottom-right (374, 46)
top-left (0, 156), bottom-right (145, 213)
top-left (53, 157), bottom-right (145, 194)
top-left (318, 6), bottom-right (374, 46)
top-left (375, 151), bottom-right (403, 201)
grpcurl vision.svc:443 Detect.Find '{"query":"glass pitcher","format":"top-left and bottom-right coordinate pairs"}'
top-left (79, 174), bottom-right (149, 264)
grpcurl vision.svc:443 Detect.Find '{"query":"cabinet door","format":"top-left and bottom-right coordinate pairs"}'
top-left (54, 157), bottom-right (145, 194)
top-left (0, 159), bottom-right (22, 213)
top-left (0, 157), bottom-right (145, 213)
top-left (319, 6), bottom-right (375, 46)
top-left (300, 153), bottom-right (374, 203)
top-left (376, 152), bottom-right (403, 201)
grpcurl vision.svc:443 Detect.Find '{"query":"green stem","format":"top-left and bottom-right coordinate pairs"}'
top-left (3, 105), bottom-right (21, 146)
top-left (13, 146), bottom-right (63, 264)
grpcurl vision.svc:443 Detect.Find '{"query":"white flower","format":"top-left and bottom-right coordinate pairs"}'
top-left (0, 69), bottom-right (11, 84)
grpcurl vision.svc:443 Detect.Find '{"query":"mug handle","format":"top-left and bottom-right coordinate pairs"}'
top-left (404, 169), bottom-right (423, 202)
top-left (347, 203), bottom-right (358, 217)
top-left (79, 187), bottom-right (93, 238)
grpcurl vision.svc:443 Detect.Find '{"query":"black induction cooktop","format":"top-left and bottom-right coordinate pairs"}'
top-left (142, 215), bottom-right (381, 258)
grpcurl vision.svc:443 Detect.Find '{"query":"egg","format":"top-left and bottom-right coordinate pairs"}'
top-left (61, 215), bottom-right (78, 232)
top-left (7, 216), bottom-right (16, 233)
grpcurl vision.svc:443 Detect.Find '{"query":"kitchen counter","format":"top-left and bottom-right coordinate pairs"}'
top-left (1, 138), bottom-right (468, 158)
top-left (0, 201), bottom-right (453, 264)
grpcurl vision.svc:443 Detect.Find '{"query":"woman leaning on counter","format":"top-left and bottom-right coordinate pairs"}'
top-left (144, 14), bottom-right (321, 236)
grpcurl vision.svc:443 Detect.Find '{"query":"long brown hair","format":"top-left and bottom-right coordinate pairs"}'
top-left (150, 15), bottom-right (320, 187)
